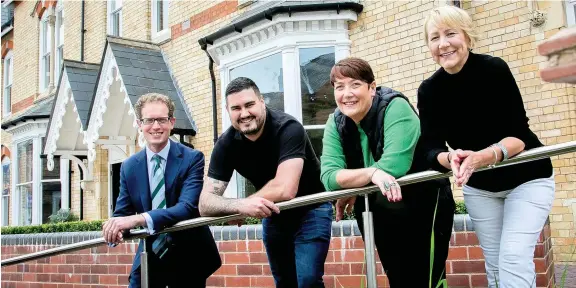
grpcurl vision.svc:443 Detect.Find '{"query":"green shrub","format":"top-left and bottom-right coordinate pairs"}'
top-left (1, 220), bottom-right (104, 235)
top-left (48, 209), bottom-right (80, 223)
top-left (455, 200), bottom-right (467, 214)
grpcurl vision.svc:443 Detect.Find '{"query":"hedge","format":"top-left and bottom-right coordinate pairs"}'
top-left (1, 201), bottom-right (467, 235)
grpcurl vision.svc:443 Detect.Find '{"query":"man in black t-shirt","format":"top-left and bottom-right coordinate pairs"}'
top-left (199, 77), bottom-right (332, 288)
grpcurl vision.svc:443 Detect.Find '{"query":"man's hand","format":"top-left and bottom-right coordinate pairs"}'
top-left (102, 215), bottom-right (144, 244)
top-left (335, 196), bottom-right (356, 221)
top-left (237, 197), bottom-right (280, 218)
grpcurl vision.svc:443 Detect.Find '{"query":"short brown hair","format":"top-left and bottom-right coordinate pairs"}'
top-left (134, 93), bottom-right (175, 119)
top-left (330, 57), bottom-right (375, 86)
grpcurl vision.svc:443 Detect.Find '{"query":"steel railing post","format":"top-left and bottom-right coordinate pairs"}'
top-left (362, 194), bottom-right (378, 288)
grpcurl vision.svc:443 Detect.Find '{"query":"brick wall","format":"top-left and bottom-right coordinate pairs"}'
top-left (123, 0), bottom-right (150, 42)
top-left (0, 219), bottom-right (555, 288)
top-left (63, 0), bottom-right (107, 64)
top-left (11, 1), bottom-right (39, 106)
top-left (70, 163), bottom-right (81, 219)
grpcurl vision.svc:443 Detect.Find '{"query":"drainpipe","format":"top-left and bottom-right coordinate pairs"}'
top-left (79, 167), bottom-right (84, 220)
top-left (68, 161), bottom-right (72, 210)
top-left (200, 42), bottom-right (219, 144)
top-left (80, 0), bottom-right (85, 61)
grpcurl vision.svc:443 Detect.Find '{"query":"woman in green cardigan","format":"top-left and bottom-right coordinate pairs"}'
top-left (320, 57), bottom-right (455, 287)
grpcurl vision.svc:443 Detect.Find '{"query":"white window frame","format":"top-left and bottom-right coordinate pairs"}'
top-left (567, 0), bottom-right (576, 27)
top-left (55, 1), bottom-right (64, 84)
top-left (2, 157), bottom-right (11, 226)
top-left (3, 50), bottom-right (13, 117)
top-left (14, 138), bottom-right (35, 226)
top-left (107, 0), bottom-right (123, 37)
top-left (39, 13), bottom-right (51, 93)
top-left (151, 0), bottom-right (170, 43)
top-left (212, 11), bottom-right (356, 198)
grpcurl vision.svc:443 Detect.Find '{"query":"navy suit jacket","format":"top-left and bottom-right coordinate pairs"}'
top-left (114, 140), bottom-right (221, 282)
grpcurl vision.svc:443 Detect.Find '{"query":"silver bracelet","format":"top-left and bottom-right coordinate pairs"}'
top-left (488, 146), bottom-right (498, 168)
top-left (493, 143), bottom-right (508, 161)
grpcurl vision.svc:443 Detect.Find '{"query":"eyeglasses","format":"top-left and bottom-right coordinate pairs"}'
top-left (139, 117), bottom-right (172, 126)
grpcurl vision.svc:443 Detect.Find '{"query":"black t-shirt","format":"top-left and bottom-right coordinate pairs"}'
top-left (208, 108), bottom-right (326, 199)
top-left (417, 52), bottom-right (553, 192)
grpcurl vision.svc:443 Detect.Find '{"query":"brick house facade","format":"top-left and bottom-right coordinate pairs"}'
top-left (1, 0), bottom-right (575, 266)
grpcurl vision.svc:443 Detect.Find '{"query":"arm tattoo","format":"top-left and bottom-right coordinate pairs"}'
top-left (199, 177), bottom-right (241, 216)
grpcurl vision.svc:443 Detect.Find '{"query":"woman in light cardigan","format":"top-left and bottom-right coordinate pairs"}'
top-left (417, 6), bottom-right (555, 287)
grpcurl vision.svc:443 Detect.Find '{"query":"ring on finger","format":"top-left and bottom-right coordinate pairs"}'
top-left (383, 181), bottom-right (390, 191)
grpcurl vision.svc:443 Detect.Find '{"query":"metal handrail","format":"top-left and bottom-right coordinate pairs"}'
top-left (2, 140), bottom-right (576, 268)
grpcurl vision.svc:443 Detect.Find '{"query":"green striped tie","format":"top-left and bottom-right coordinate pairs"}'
top-left (151, 154), bottom-right (166, 210)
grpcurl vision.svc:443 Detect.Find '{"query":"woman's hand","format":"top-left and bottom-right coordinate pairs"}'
top-left (449, 149), bottom-right (472, 178)
top-left (335, 196), bottom-right (356, 221)
top-left (455, 151), bottom-right (483, 187)
top-left (371, 169), bottom-right (402, 202)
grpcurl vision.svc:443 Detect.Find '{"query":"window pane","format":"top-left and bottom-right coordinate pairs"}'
top-left (305, 128), bottom-right (325, 157)
top-left (3, 161), bottom-right (10, 196)
top-left (5, 58), bottom-right (11, 84)
top-left (2, 196), bottom-right (8, 226)
top-left (156, 0), bottom-right (164, 32)
top-left (44, 54), bottom-right (50, 88)
top-left (19, 184), bottom-right (32, 225)
top-left (57, 10), bottom-right (64, 45)
top-left (112, 11), bottom-right (120, 36)
top-left (17, 140), bottom-right (33, 184)
top-left (41, 21), bottom-right (47, 53)
top-left (4, 86), bottom-right (10, 114)
top-left (299, 47), bottom-right (336, 125)
top-left (41, 159), bottom-right (60, 180)
top-left (42, 182), bottom-right (61, 223)
top-left (230, 53), bottom-right (284, 111)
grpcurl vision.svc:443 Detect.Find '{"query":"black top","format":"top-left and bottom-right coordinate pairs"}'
top-left (208, 108), bottom-right (325, 198)
top-left (417, 52), bottom-right (553, 192)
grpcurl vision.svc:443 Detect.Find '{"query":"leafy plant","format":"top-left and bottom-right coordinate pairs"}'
top-left (1, 220), bottom-right (104, 235)
top-left (48, 208), bottom-right (79, 223)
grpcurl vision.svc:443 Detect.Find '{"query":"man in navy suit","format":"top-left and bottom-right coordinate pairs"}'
top-left (102, 93), bottom-right (221, 288)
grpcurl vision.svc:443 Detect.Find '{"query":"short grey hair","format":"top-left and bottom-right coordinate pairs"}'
top-left (134, 93), bottom-right (175, 119)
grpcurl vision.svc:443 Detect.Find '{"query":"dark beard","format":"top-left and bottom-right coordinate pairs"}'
top-left (239, 116), bottom-right (264, 135)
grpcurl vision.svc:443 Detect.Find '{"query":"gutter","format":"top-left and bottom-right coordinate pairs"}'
top-left (1, 115), bottom-right (50, 130)
top-left (197, 1), bottom-right (363, 47)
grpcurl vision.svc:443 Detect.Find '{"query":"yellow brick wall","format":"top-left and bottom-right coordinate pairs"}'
top-left (161, 0), bottom-right (240, 173)
top-left (63, 0), bottom-right (107, 64)
top-left (70, 163), bottom-right (81, 218)
top-left (12, 1), bottom-right (39, 103)
top-left (349, 0), bottom-right (575, 262)
top-left (81, 145), bottom-right (108, 221)
top-left (123, 0), bottom-right (150, 42)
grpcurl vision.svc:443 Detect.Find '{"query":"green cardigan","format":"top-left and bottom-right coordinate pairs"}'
top-left (320, 98), bottom-right (421, 191)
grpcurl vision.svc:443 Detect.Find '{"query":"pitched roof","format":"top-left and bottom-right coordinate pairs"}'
top-left (64, 60), bottom-right (100, 129)
top-left (1, 96), bottom-right (54, 129)
top-left (88, 37), bottom-right (197, 135)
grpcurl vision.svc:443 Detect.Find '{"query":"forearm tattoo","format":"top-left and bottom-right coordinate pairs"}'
top-left (200, 177), bottom-right (240, 216)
